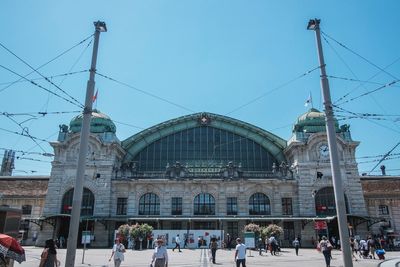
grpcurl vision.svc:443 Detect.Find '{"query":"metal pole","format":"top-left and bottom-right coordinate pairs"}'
top-left (82, 218), bottom-right (89, 264)
top-left (307, 18), bottom-right (353, 267)
top-left (65, 21), bottom-right (106, 267)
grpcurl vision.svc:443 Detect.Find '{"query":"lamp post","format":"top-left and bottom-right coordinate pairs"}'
top-left (64, 21), bottom-right (107, 267)
top-left (307, 19), bottom-right (353, 267)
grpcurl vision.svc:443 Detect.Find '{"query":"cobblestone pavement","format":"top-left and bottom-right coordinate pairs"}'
top-left (18, 247), bottom-right (400, 267)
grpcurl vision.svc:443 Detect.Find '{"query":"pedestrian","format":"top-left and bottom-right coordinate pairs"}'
top-left (234, 238), bottom-right (246, 267)
top-left (268, 235), bottom-right (277, 255)
top-left (39, 239), bottom-right (60, 267)
top-left (226, 234), bottom-right (232, 250)
top-left (367, 236), bottom-right (376, 259)
top-left (319, 236), bottom-right (332, 267)
top-left (183, 237), bottom-right (188, 249)
top-left (59, 236), bottom-right (64, 249)
top-left (257, 238), bottom-right (263, 255)
top-left (151, 239), bottom-right (168, 267)
top-left (173, 234), bottom-right (182, 252)
top-left (209, 237), bottom-right (218, 264)
top-left (292, 238), bottom-right (300, 256)
top-left (350, 237), bottom-right (358, 261)
top-left (109, 238), bottom-right (126, 267)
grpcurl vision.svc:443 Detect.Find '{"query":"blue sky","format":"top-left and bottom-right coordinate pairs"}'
top-left (1, 0), bottom-right (399, 175)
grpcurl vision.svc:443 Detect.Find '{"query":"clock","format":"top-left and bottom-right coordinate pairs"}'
top-left (319, 144), bottom-right (329, 159)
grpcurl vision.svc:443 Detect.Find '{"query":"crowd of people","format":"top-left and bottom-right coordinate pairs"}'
top-left (36, 233), bottom-right (395, 267)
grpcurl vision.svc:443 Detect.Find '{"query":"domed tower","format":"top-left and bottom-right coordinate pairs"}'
top-left (40, 110), bottom-right (125, 246)
top-left (285, 108), bottom-right (367, 239)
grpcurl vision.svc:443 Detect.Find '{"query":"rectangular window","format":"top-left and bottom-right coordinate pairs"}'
top-left (282, 198), bottom-right (293, 215)
top-left (172, 197), bottom-right (182, 215)
top-left (378, 205), bottom-right (389, 215)
top-left (21, 205), bottom-right (32, 215)
top-left (116, 198), bottom-right (127, 215)
top-left (227, 197), bottom-right (238, 215)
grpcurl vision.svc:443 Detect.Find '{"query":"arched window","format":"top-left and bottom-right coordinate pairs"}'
top-left (61, 188), bottom-right (95, 216)
top-left (249, 193), bottom-right (270, 215)
top-left (139, 193), bottom-right (160, 215)
top-left (315, 187), bottom-right (349, 216)
top-left (194, 193), bottom-right (215, 215)
top-left (132, 126), bottom-right (278, 172)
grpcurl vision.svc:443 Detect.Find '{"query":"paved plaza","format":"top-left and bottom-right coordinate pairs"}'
top-left (17, 247), bottom-right (400, 267)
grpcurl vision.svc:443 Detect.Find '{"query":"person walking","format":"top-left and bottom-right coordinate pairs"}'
top-left (367, 236), bottom-right (376, 259)
top-left (109, 238), bottom-right (126, 267)
top-left (319, 236), bottom-right (332, 267)
top-left (173, 234), bottom-right (182, 252)
top-left (151, 239), bottom-right (168, 267)
top-left (39, 239), bottom-right (59, 267)
top-left (209, 238), bottom-right (218, 264)
top-left (268, 235), bottom-right (278, 255)
top-left (234, 238), bottom-right (246, 267)
top-left (257, 238), bottom-right (263, 255)
top-left (292, 238), bottom-right (300, 256)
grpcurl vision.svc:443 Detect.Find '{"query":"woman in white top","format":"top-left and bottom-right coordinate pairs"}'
top-left (151, 239), bottom-right (168, 267)
top-left (109, 238), bottom-right (126, 267)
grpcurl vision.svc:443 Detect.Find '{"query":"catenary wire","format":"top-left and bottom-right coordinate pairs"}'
top-left (333, 105), bottom-right (400, 134)
top-left (225, 65), bottom-right (321, 115)
top-left (0, 34), bottom-right (93, 94)
top-left (0, 42), bottom-right (84, 107)
top-left (0, 126), bottom-right (52, 143)
top-left (0, 64), bottom-right (83, 108)
top-left (0, 70), bottom-right (89, 86)
top-left (334, 57), bottom-right (400, 104)
top-left (95, 72), bottom-right (196, 113)
top-left (321, 31), bottom-right (399, 80)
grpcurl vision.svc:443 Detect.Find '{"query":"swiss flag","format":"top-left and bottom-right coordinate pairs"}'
top-left (92, 89), bottom-right (98, 103)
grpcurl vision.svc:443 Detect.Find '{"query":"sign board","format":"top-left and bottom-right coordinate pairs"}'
top-left (81, 231), bottom-right (91, 244)
top-left (244, 232), bottom-right (255, 248)
top-left (314, 221), bottom-right (327, 230)
top-left (152, 230), bottom-right (223, 249)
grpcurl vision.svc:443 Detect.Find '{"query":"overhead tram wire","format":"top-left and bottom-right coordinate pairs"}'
top-left (0, 126), bottom-right (53, 143)
top-left (0, 34), bottom-right (93, 94)
top-left (321, 31), bottom-right (399, 81)
top-left (321, 34), bottom-right (400, 131)
top-left (334, 56), bottom-right (400, 105)
top-left (327, 75), bottom-right (398, 86)
top-left (334, 78), bottom-right (399, 106)
top-left (225, 65), bottom-right (321, 116)
top-left (41, 39), bottom-right (93, 113)
top-left (95, 72), bottom-right (196, 113)
top-left (0, 64), bottom-right (83, 108)
top-left (0, 147), bottom-right (53, 157)
top-left (0, 110), bottom-right (81, 117)
top-left (368, 142), bottom-right (400, 174)
top-left (0, 42), bottom-right (84, 108)
top-left (333, 105), bottom-right (400, 134)
top-left (3, 113), bottom-right (47, 153)
top-left (0, 70), bottom-right (89, 86)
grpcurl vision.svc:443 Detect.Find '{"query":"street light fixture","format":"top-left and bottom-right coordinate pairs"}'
top-left (94, 21), bottom-right (107, 32)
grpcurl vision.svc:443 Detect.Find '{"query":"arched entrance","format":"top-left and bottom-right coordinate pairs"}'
top-left (314, 187), bottom-right (349, 241)
top-left (59, 187), bottom-right (95, 247)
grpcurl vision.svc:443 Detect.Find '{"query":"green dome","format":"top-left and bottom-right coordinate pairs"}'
top-left (293, 108), bottom-right (339, 133)
top-left (70, 109), bottom-right (116, 134)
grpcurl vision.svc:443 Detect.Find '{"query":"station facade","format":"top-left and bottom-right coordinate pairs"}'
top-left (33, 109), bottom-right (371, 247)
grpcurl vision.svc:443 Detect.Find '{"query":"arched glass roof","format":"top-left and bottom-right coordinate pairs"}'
top-left (122, 112), bottom-right (286, 172)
